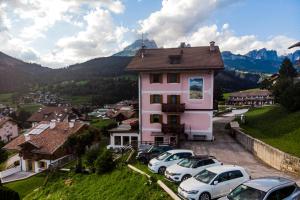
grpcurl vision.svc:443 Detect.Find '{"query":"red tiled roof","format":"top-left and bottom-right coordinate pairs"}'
top-left (126, 46), bottom-right (224, 71)
top-left (229, 90), bottom-right (272, 98)
top-left (4, 121), bottom-right (86, 155)
top-left (27, 106), bottom-right (72, 122)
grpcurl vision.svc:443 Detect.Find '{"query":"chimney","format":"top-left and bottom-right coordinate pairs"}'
top-left (50, 119), bottom-right (56, 129)
top-left (180, 42), bottom-right (186, 48)
top-left (210, 41), bottom-right (216, 52)
top-left (69, 119), bottom-right (75, 128)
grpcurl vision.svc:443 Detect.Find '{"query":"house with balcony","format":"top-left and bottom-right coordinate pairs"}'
top-left (227, 89), bottom-right (274, 106)
top-left (126, 42), bottom-right (224, 145)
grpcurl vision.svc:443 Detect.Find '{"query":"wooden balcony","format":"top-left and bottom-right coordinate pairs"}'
top-left (162, 103), bottom-right (185, 113)
top-left (162, 123), bottom-right (185, 134)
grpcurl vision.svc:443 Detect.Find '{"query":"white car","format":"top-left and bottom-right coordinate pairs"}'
top-left (165, 156), bottom-right (222, 183)
top-left (148, 149), bottom-right (194, 174)
top-left (178, 165), bottom-right (250, 200)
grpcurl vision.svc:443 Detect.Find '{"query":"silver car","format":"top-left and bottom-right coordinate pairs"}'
top-left (219, 177), bottom-right (300, 200)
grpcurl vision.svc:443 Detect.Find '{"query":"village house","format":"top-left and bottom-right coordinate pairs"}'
top-left (227, 89), bottom-right (274, 106)
top-left (3, 120), bottom-right (87, 173)
top-left (108, 118), bottom-right (139, 149)
top-left (126, 42), bottom-right (224, 145)
top-left (0, 117), bottom-right (18, 142)
top-left (27, 106), bottom-right (79, 127)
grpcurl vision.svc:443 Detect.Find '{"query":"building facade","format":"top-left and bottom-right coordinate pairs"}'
top-left (127, 42), bottom-right (224, 145)
top-left (0, 117), bottom-right (18, 143)
top-left (227, 90), bottom-right (274, 106)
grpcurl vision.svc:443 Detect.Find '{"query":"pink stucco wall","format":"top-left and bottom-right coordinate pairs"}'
top-left (0, 121), bottom-right (18, 142)
top-left (140, 70), bottom-right (214, 142)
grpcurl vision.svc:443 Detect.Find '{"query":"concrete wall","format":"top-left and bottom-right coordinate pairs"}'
top-left (232, 128), bottom-right (300, 175)
top-left (0, 166), bottom-right (21, 178)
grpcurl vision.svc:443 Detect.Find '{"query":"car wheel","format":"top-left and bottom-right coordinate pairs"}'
top-left (158, 166), bottom-right (166, 174)
top-left (199, 192), bottom-right (210, 200)
top-left (181, 174), bottom-right (192, 182)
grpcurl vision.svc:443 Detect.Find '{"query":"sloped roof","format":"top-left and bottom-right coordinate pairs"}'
top-left (288, 42), bottom-right (300, 49)
top-left (126, 46), bottom-right (224, 71)
top-left (27, 106), bottom-right (72, 122)
top-left (0, 117), bottom-right (16, 128)
top-left (230, 90), bottom-right (272, 97)
top-left (4, 121), bottom-right (86, 155)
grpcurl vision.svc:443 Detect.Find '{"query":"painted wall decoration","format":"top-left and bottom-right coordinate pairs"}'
top-left (189, 77), bottom-right (203, 99)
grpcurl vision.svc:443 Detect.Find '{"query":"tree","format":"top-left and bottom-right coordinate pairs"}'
top-left (279, 58), bottom-right (297, 78)
top-left (95, 149), bottom-right (115, 174)
top-left (0, 141), bottom-right (8, 163)
top-left (279, 82), bottom-right (300, 111)
top-left (65, 129), bottom-right (95, 173)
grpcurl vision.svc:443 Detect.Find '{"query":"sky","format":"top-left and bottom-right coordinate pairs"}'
top-left (0, 0), bottom-right (299, 68)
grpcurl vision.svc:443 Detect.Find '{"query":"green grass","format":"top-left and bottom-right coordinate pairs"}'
top-left (19, 103), bottom-right (43, 114)
top-left (90, 119), bottom-right (116, 129)
top-left (23, 167), bottom-right (171, 200)
top-left (240, 106), bottom-right (300, 157)
top-left (5, 173), bottom-right (47, 199)
top-left (0, 93), bottom-right (14, 105)
top-left (62, 95), bottom-right (93, 105)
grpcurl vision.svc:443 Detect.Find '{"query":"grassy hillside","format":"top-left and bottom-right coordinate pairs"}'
top-left (240, 106), bottom-right (300, 157)
top-left (12, 168), bottom-right (170, 200)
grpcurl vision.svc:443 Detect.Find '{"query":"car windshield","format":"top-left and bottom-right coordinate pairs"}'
top-left (194, 169), bottom-right (217, 184)
top-left (178, 159), bottom-right (198, 168)
top-left (157, 152), bottom-right (171, 160)
top-left (227, 184), bottom-right (266, 200)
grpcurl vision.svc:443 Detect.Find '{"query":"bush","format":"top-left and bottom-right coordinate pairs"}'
top-left (279, 82), bottom-right (300, 111)
top-left (0, 186), bottom-right (20, 200)
top-left (0, 141), bottom-right (8, 163)
top-left (95, 149), bottom-right (115, 174)
top-left (85, 146), bottom-right (101, 172)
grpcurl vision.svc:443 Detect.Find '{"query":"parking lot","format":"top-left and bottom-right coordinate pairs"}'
top-left (181, 116), bottom-right (300, 185)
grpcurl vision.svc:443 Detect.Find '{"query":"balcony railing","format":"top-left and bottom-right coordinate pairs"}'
top-left (162, 103), bottom-right (185, 113)
top-left (162, 123), bottom-right (185, 134)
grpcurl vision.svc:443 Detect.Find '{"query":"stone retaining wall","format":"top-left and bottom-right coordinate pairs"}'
top-left (232, 128), bottom-right (300, 175)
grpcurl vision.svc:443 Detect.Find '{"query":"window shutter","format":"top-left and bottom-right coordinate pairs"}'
top-left (167, 95), bottom-right (171, 104)
top-left (159, 115), bottom-right (163, 124)
top-left (176, 95), bottom-right (180, 104)
top-left (159, 74), bottom-right (163, 83)
top-left (150, 74), bottom-right (153, 83)
top-left (167, 74), bottom-right (170, 83)
top-left (176, 115), bottom-right (180, 125)
top-left (150, 114), bottom-right (153, 123)
top-left (150, 95), bottom-right (154, 104)
top-left (177, 74), bottom-right (180, 83)
top-left (160, 95), bottom-right (163, 103)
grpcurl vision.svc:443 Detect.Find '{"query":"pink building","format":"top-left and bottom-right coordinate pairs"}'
top-left (127, 42), bottom-right (224, 145)
top-left (0, 117), bottom-right (18, 143)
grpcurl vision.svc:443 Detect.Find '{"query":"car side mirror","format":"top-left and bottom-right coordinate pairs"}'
top-left (213, 181), bottom-right (218, 185)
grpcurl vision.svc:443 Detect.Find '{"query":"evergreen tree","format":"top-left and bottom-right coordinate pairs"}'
top-left (279, 58), bottom-right (297, 78)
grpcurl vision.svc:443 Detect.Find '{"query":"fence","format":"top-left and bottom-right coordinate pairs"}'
top-left (0, 166), bottom-right (21, 179)
top-left (49, 155), bottom-right (75, 169)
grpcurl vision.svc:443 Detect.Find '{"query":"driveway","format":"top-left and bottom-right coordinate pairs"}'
top-left (181, 116), bottom-right (300, 184)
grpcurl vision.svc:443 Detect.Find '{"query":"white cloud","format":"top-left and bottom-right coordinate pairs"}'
top-left (41, 8), bottom-right (134, 67)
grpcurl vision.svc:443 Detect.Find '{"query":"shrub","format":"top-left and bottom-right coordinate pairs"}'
top-left (95, 149), bottom-right (115, 174)
top-left (0, 186), bottom-right (20, 200)
top-left (85, 146), bottom-right (101, 172)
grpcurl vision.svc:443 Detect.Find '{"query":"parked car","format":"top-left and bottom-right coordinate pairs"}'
top-left (136, 144), bottom-right (173, 164)
top-left (165, 155), bottom-right (222, 183)
top-left (219, 177), bottom-right (300, 200)
top-left (178, 165), bottom-right (250, 200)
top-left (148, 149), bottom-right (194, 174)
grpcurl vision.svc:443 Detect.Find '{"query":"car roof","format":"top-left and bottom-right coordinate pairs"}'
top-left (206, 165), bottom-right (244, 174)
top-left (167, 149), bottom-right (193, 154)
top-left (188, 155), bottom-right (216, 160)
top-left (243, 177), bottom-right (295, 192)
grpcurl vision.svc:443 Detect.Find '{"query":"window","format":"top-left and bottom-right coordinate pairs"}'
top-left (167, 95), bottom-right (180, 104)
top-left (228, 170), bottom-right (243, 180)
top-left (114, 136), bottom-right (121, 145)
top-left (150, 94), bottom-right (162, 104)
top-left (150, 114), bottom-right (162, 123)
top-left (123, 136), bottom-right (130, 145)
top-left (38, 161), bottom-right (46, 169)
top-left (166, 153), bottom-right (181, 161)
top-left (169, 55), bottom-right (181, 64)
top-left (167, 73), bottom-right (180, 83)
top-left (167, 115), bottom-right (180, 125)
top-left (189, 77), bottom-right (204, 99)
top-left (154, 136), bottom-right (164, 144)
top-left (267, 185), bottom-right (297, 200)
top-left (203, 159), bottom-right (215, 166)
top-left (150, 74), bottom-right (162, 83)
top-left (216, 172), bottom-right (230, 183)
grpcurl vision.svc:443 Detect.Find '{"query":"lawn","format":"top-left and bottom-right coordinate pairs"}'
top-left (19, 103), bottom-right (43, 113)
top-left (0, 93), bottom-right (14, 105)
top-left (5, 173), bottom-right (47, 199)
top-left (22, 167), bottom-right (171, 200)
top-left (90, 119), bottom-right (117, 130)
top-left (63, 95), bottom-right (93, 105)
top-left (240, 106), bottom-right (300, 157)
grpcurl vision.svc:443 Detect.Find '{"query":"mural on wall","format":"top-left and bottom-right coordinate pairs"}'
top-left (189, 77), bottom-right (203, 99)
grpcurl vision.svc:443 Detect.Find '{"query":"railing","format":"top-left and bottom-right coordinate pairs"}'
top-left (162, 123), bottom-right (185, 134)
top-left (48, 155), bottom-right (75, 169)
top-left (0, 166), bottom-right (21, 179)
top-left (162, 103), bottom-right (185, 113)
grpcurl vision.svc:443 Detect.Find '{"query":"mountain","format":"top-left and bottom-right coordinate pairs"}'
top-left (0, 51), bottom-right (52, 92)
top-left (113, 39), bottom-right (157, 56)
top-left (246, 48), bottom-right (279, 61)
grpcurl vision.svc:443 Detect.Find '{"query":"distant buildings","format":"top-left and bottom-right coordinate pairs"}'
top-left (4, 120), bottom-right (87, 173)
top-left (27, 106), bottom-right (80, 127)
top-left (227, 90), bottom-right (274, 106)
top-left (0, 117), bottom-right (18, 142)
top-left (126, 42), bottom-right (224, 144)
